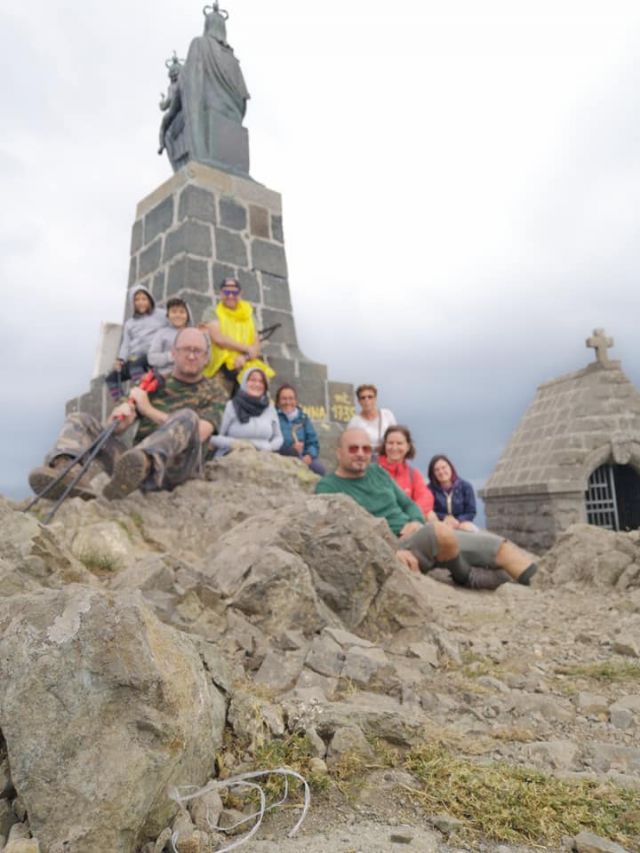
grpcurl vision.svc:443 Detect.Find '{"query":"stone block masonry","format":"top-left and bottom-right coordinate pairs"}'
top-left (67, 162), bottom-right (354, 452)
top-left (481, 351), bottom-right (640, 552)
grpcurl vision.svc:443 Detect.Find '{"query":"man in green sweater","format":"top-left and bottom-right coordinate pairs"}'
top-left (315, 428), bottom-right (537, 589)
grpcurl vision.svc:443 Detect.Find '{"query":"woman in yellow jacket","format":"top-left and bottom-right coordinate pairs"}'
top-left (201, 277), bottom-right (275, 395)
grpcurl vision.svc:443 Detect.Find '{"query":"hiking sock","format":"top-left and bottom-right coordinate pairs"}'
top-left (466, 566), bottom-right (510, 591)
top-left (518, 563), bottom-right (538, 586)
top-left (442, 554), bottom-right (472, 586)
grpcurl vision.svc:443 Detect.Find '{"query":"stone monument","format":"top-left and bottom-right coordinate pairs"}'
top-left (158, 4), bottom-right (250, 175)
top-left (480, 329), bottom-right (640, 552)
top-left (67, 6), bottom-right (355, 458)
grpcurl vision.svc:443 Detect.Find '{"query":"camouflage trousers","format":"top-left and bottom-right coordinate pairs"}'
top-left (46, 409), bottom-right (205, 492)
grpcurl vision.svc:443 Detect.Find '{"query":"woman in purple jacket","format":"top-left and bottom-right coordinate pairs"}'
top-left (427, 454), bottom-right (479, 532)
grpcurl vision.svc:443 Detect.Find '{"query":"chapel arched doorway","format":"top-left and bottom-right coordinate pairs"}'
top-left (585, 463), bottom-right (640, 531)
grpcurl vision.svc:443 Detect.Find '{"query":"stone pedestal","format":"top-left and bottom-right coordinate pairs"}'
top-left (66, 162), bottom-right (353, 463)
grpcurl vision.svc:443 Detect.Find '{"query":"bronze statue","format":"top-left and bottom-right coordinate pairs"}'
top-left (158, 4), bottom-right (251, 174)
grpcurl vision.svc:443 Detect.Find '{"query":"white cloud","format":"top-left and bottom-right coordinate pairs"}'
top-left (3, 0), bottom-right (640, 498)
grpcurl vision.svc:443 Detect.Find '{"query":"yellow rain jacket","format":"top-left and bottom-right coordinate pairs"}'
top-left (203, 299), bottom-right (275, 382)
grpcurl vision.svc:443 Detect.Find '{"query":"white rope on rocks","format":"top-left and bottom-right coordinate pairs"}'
top-left (169, 767), bottom-right (311, 852)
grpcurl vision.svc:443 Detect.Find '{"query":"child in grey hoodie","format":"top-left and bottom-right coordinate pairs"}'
top-left (148, 297), bottom-right (193, 375)
top-left (105, 286), bottom-right (167, 399)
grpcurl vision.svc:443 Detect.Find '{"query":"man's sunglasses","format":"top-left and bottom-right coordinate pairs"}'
top-left (221, 287), bottom-right (240, 296)
top-left (347, 444), bottom-right (372, 454)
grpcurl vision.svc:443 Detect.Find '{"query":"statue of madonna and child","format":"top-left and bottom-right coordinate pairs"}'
top-left (158, 3), bottom-right (251, 175)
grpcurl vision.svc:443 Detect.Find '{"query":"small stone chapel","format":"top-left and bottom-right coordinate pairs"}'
top-left (481, 330), bottom-right (640, 552)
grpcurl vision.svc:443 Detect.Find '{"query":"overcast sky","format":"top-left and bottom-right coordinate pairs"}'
top-left (3, 0), bottom-right (640, 503)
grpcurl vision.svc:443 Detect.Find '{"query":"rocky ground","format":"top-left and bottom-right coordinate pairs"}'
top-left (0, 447), bottom-right (638, 853)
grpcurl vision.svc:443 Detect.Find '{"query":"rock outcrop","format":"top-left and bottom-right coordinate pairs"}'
top-left (0, 585), bottom-right (225, 852)
top-left (1, 450), bottom-right (639, 852)
top-left (537, 522), bottom-right (640, 590)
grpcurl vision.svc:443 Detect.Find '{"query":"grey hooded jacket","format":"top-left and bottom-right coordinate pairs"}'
top-left (118, 286), bottom-right (168, 361)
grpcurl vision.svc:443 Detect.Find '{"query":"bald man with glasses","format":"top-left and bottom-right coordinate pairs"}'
top-left (315, 428), bottom-right (537, 590)
top-left (29, 328), bottom-right (228, 502)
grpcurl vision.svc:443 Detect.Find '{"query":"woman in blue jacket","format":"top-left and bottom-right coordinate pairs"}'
top-left (275, 384), bottom-right (326, 475)
top-left (427, 454), bottom-right (478, 532)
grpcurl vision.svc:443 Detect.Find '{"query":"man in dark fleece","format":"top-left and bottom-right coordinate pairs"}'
top-left (315, 428), bottom-right (537, 590)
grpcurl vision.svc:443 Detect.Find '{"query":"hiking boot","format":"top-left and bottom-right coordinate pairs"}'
top-left (28, 457), bottom-right (97, 502)
top-left (102, 449), bottom-right (151, 500)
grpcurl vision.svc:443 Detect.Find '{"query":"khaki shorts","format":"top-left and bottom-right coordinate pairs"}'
top-left (400, 524), bottom-right (503, 573)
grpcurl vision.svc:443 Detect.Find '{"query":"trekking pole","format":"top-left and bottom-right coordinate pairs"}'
top-left (258, 323), bottom-right (281, 342)
top-left (41, 421), bottom-right (121, 525)
top-left (26, 370), bottom-right (159, 521)
top-left (22, 431), bottom-right (110, 512)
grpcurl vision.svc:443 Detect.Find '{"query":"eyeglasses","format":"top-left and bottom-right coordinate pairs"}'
top-left (175, 346), bottom-right (207, 356)
top-left (347, 444), bottom-right (372, 454)
top-left (221, 288), bottom-right (240, 296)
top-left (358, 394), bottom-right (375, 400)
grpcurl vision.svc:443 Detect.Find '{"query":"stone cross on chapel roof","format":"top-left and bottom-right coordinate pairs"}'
top-left (586, 328), bottom-right (614, 365)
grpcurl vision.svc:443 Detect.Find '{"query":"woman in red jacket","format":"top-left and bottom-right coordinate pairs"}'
top-left (377, 425), bottom-right (436, 520)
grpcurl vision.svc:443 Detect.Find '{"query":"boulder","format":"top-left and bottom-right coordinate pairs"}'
top-left (0, 497), bottom-right (94, 593)
top-left (70, 520), bottom-right (135, 571)
top-left (208, 544), bottom-right (336, 636)
top-left (284, 691), bottom-right (428, 747)
top-left (45, 451), bottom-right (317, 575)
top-left (4, 835), bottom-right (40, 853)
top-left (538, 524), bottom-right (640, 588)
top-left (327, 725), bottom-right (374, 760)
top-left (202, 495), bottom-right (398, 631)
top-left (365, 564), bottom-right (435, 637)
top-left (586, 743), bottom-right (640, 774)
top-left (508, 693), bottom-right (575, 722)
top-left (254, 650), bottom-right (305, 692)
top-left (574, 830), bottom-right (630, 853)
top-left (613, 634), bottom-right (639, 658)
top-left (0, 585), bottom-right (226, 852)
top-left (522, 739), bottom-right (580, 771)
top-left (227, 688), bottom-right (285, 749)
top-left (576, 692), bottom-right (609, 717)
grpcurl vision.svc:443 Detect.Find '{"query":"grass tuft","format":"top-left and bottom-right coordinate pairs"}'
top-left (402, 742), bottom-right (640, 847)
top-left (555, 661), bottom-right (640, 683)
top-left (459, 651), bottom-right (504, 679)
top-left (252, 733), bottom-right (330, 795)
top-left (221, 725), bottom-right (640, 848)
top-left (77, 549), bottom-right (120, 574)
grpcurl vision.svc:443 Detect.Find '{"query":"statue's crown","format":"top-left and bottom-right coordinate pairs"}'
top-left (165, 51), bottom-right (184, 74)
top-left (203, 3), bottom-right (229, 21)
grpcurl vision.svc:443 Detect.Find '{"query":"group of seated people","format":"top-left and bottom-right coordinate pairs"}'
top-left (102, 282), bottom-right (474, 510)
top-left (347, 384), bottom-right (478, 530)
top-left (29, 278), bottom-right (537, 592)
top-left (102, 279), bottom-right (325, 473)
